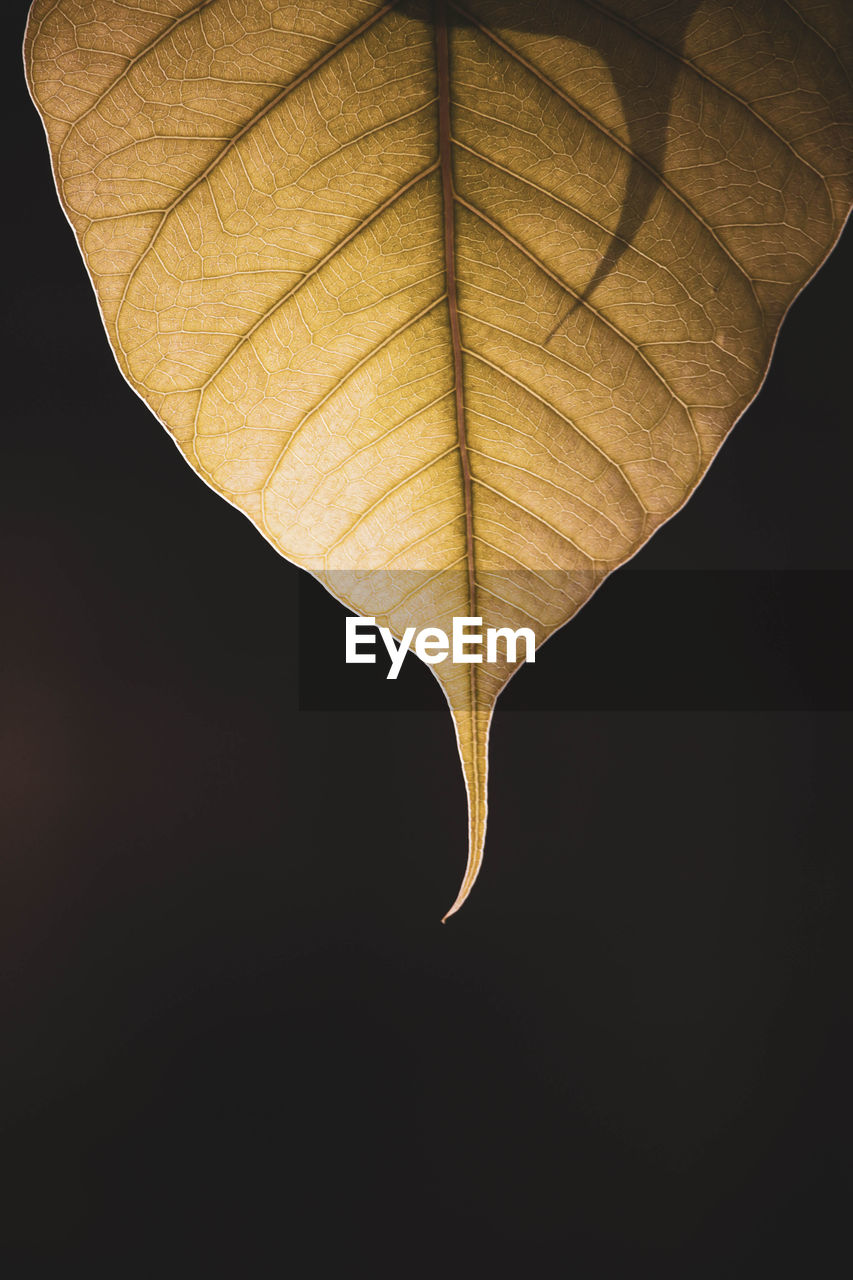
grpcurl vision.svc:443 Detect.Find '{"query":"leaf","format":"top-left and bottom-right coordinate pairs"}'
top-left (25, 0), bottom-right (852, 916)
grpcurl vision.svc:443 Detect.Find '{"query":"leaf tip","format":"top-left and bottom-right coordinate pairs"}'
top-left (441, 849), bottom-right (484, 920)
top-left (440, 696), bottom-right (493, 922)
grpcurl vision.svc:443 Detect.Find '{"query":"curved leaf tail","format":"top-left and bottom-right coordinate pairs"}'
top-left (443, 698), bottom-right (495, 921)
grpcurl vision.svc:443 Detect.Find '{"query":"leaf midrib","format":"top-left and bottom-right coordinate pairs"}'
top-left (436, 0), bottom-right (477, 632)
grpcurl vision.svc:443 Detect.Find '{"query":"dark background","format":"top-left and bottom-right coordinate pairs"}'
top-left (3, 3), bottom-right (851, 1272)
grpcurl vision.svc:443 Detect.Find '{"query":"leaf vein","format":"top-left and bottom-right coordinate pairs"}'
top-left (472, 477), bottom-right (596, 564)
top-left (463, 344), bottom-right (649, 519)
top-left (190, 161), bottom-right (440, 444)
top-left (113, 1), bottom-right (400, 360)
top-left (323, 448), bottom-right (459, 562)
top-left (258, 294), bottom-right (446, 517)
top-left (455, 191), bottom-right (701, 463)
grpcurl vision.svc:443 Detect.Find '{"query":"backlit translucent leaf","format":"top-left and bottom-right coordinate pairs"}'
top-left (25, 0), bottom-right (852, 915)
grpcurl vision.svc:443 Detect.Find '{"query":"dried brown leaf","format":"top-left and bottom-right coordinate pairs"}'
top-left (25, 0), bottom-right (853, 914)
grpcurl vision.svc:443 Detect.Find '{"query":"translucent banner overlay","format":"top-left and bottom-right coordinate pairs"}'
top-left (297, 569), bottom-right (851, 712)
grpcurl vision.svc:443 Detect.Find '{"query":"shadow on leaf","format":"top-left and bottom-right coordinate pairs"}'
top-left (403, 0), bottom-right (705, 330)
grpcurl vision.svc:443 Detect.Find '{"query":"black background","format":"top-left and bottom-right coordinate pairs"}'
top-left (3, 3), bottom-right (851, 1272)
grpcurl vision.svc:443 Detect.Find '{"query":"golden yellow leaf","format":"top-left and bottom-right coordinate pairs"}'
top-left (25, 0), bottom-right (852, 916)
